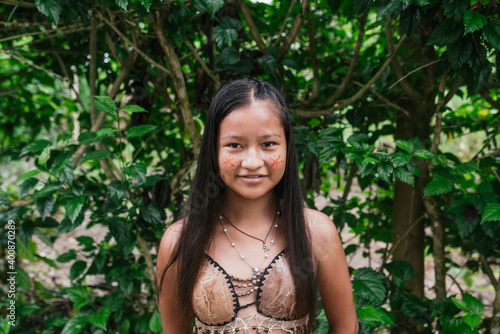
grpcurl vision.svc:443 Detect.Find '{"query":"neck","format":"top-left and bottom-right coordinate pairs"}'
top-left (219, 191), bottom-right (279, 229)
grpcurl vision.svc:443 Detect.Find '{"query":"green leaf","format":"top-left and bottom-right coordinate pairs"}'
top-left (16, 238), bottom-right (36, 262)
top-left (109, 218), bottom-right (128, 243)
top-left (69, 260), bottom-right (87, 281)
top-left (204, 0), bottom-right (224, 16)
top-left (107, 180), bottom-right (129, 202)
top-left (115, 0), bottom-right (128, 10)
top-left (362, 157), bottom-right (380, 164)
top-left (78, 131), bottom-right (98, 145)
top-left (127, 125), bottom-right (157, 138)
top-left (149, 309), bottom-right (162, 332)
top-left (395, 139), bottom-right (412, 153)
top-left (385, 261), bottom-right (414, 287)
top-left (481, 203), bottom-right (500, 223)
top-left (357, 305), bottom-right (395, 327)
top-left (464, 10), bottom-right (487, 34)
top-left (462, 314), bottom-right (481, 329)
top-left (32, 183), bottom-right (61, 199)
top-left (36, 194), bottom-right (56, 220)
top-left (424, 176), bottom-right (455, 197)
top-left (19, 178), bottom-right (39, 198)
top-left (17, 169), bottom-right (41, 182)
top-left (139, 0), bottom-right (152, 12)
top-left (141, 205), bottom-right (163, 225)
top-left (123, 162), bottom-right (147, 182)
top-left (352, 268), bottom-right (386, 303)
top-left (94, 96), bottom-right (116, 114)
top-left (66, 286), bottom-right (90, 310)
top-left (214, 17), bottom-right (243, 48)
top-left (61, 313), bottom-right (89, 334)
top-left (35, 0), bottom-right (60, 24)
top-left (483, 20), bottom-right (500, 49)
top-left (413, 149), bottom-right (433, 159)
top-left (96, 128), bottom-right (120, 138)
top-left (56, 160), bottom-right (75, 185)
top-left (395, 166), bottom-right (414, 186)
top-left (216, 47), bottom-right (240, 66)
top-left (392, 151), bottom-right (412, 167)
top-left (82, 150), bottom-right (111, 162)
top-left (16, 267), bottom-right (31, 291)
top-left (76, 236), bottom-right (94, 247)
top-left (377, 162), bottom-right (393, 183)
top-left (89, 306), bottom-right (111, 330)
top-left (64, 197), bottom-right (85, 223)
top-left (20, 140), bottom-right (52, 157)
top-left (452, 161), bottom-right (480, 176)
top-left (427, 19), bottom-right (462, 46)
top-left (57, 250), bottom-right (77, 263)
top-left (122, 105), bottom-right (148, 113)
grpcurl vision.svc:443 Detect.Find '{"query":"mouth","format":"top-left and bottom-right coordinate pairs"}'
top-left (240, 175), bottom-right (266, 178)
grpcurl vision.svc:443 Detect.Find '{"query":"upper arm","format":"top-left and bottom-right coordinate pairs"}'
top-left (306, 209), bottom-right (358, 334)
top-left (156, 221), bottom-right (184, 334)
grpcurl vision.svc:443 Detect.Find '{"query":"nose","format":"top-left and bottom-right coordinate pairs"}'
top-left (241, 147), bottom-right (264, 170)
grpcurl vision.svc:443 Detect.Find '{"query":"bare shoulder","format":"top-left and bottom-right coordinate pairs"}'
top-left (304, 208), bottom-right (342, 256)
top-left (157, 219), bottom-right (185, 268)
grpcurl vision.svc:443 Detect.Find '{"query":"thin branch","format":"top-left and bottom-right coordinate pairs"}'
top-left (386, 215), bottom-right (425, 259)
top-left (0, 24), bottom-right (80, 43)
top-left (480, 254), bottom-right (498, 286)
top-left (272, 0), bottom-right (296, 47)
top-left (89, 13), bottom-right (98, 125)
top-left (443, 76), bottom-right (462, 106)
top-left (71, 51), bottom-right (139, 165)
top-left (353, 81), bottom-right (410, 116)
top-left (481, 88), bottom-right (500, 110)
top-left (389, 58), bottom-right (446, 90)
top-left (239, 0), bottom-right (268, 54)
top-left (291, 34), bottom-right (407, 118)
top-left (278, 0), bottom-right (309, 60)
top-left (95, 10), bottom-right (172, 76)
top-left (153, 8), bottom-right (201, 156)
top-left (305, 8), bottom-right (319, 102)
top-left (1, 50), bottom-right (67, 81)
top-left (324, 10), bottom-right (368, 107)
top-left (183, 37), bottom-right (221, 91)
top-left (0, 0), bottom-right (35, 8)
top-left (385, 21), bottom-right (422, 100)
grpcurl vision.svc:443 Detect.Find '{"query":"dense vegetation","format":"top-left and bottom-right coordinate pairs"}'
top-left (0, 0), bottom-right (499, 333)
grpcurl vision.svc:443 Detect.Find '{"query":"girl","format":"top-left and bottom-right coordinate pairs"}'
top-left (156, 79), bottom-right (358, 333)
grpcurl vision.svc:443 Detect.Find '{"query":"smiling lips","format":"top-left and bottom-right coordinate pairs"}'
top-left (239, 175), bottom-right (266, 183)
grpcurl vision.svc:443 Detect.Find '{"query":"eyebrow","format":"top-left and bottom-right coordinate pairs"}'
top-left (222, 133), bottom-right (282, 140)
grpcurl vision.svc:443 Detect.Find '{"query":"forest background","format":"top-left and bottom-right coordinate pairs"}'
top-left (0, 0), bottom-right (499, 333)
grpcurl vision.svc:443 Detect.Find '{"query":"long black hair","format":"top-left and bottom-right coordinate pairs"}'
top-left (158, 78), bottom-right (317, 331)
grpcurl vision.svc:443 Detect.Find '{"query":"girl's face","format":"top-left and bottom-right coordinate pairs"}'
top-left (217, 100), bottom-right (287, 202)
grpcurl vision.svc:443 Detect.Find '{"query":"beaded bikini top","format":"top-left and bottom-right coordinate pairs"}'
top-left (192, 250), bottom-right (310, 333)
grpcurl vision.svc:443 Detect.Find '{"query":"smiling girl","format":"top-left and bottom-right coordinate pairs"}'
top-left (156, 79), bottom-right (358, 333)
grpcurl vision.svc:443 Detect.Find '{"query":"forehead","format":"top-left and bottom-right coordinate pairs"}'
top-left (218, 100), bottom-right (284, 138)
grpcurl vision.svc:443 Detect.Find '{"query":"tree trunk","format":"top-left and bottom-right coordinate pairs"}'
top-left (491, 279), bottom-right (500, 334)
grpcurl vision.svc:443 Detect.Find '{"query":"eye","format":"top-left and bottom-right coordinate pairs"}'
top-left (227, 143), bottom-right (242, 148)
top-left (262, 142), bottom-right (276, 148)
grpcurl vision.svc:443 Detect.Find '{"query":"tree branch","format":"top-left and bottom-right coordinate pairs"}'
top-left (353, 81), bottom-right (410, 116)
top-left (291, 34), bottom-right (407, 118)
top-left (324, 10), bottom-right (368, 107)
top-left (278, 0), bottom-right (309, 60)
top-left (95, 10), bottom-right (172, 76)
top-left (384, 21), bottom-right (422, 100)
top-left (183, 37), bottom-right (221, 91)
top-left (71, 51), bottom-right (139, 165)
top-left (1, 50), bottom-right (68, 81)
top-left (388, 58), bottom-right (446, 90)
top-left (0, 24), bottom-right (81, 43)
top-left (305, 8), bottom-right (319, 103)
top-left (239, 0), bottom-right (268, 54)
top-left (89, 13), bottom-right (98, 126)
top-left (272, 0), bottom-right (296, 47)
top-left (152, 8), bottom-right (201, 156)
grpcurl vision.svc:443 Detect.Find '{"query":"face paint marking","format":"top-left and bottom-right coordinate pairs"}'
top-left (270, 155), bottom-right (284, 167)
top-left (223, 156), bottom-right (236, 167)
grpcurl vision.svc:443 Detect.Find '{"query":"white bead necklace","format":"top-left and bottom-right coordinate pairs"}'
top-left (219, 211), bottom-right (280, 276)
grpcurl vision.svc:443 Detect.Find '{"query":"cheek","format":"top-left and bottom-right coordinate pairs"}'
top-left (221, 155), bottom-right (236, 168)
